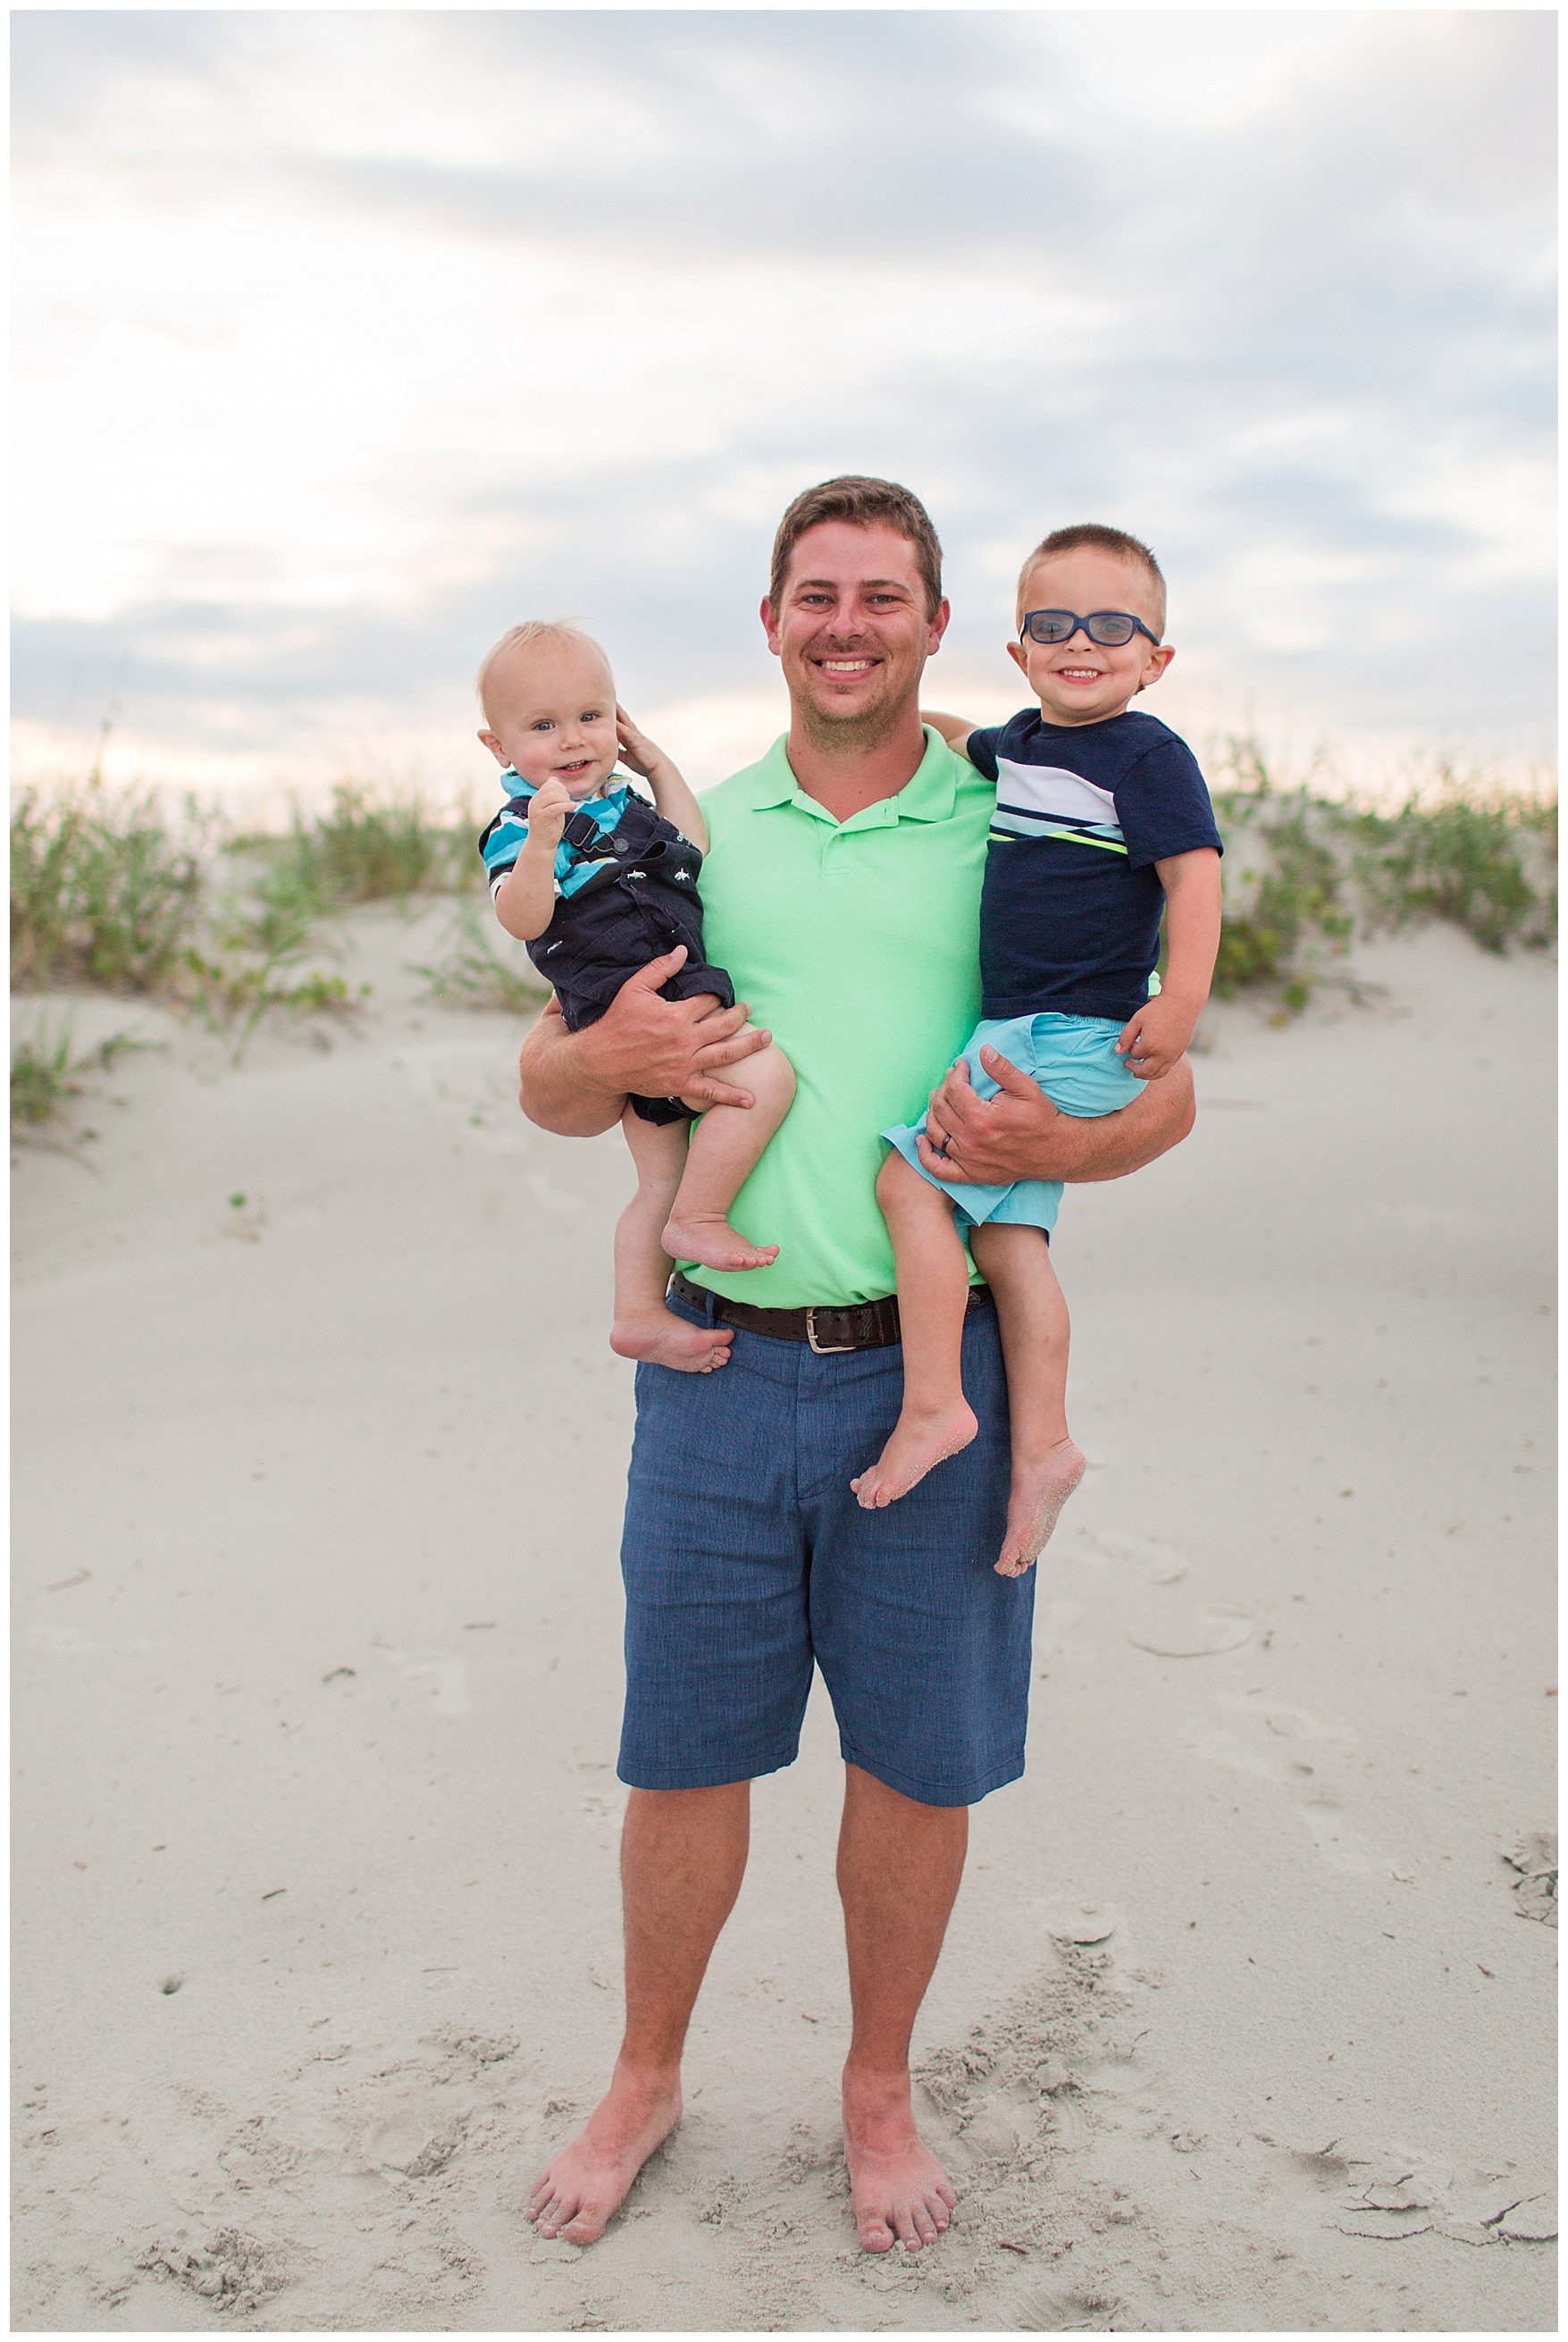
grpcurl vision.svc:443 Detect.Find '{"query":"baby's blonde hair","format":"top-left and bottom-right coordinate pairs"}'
top-left (476, 619), bottom-right (613, 720)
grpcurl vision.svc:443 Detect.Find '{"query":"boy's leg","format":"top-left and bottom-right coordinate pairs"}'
top-left (529, 1781), bottom-right (751, 2243)
top-left (661, 1039), bottom-right (795, 1272)
top-left (851, 1152), bottom-right (977, 1508)
top-left (612, 1106), bottom-right (734, 1372)
top-left (967, 1221), bottom-right (1085, 1576)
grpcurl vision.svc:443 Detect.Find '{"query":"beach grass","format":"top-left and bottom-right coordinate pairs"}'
top-left (1209, 742), bottom-right (1555, 1012)
top-left (13, 758), bottom-right (1557, 1036)
top-left (11, 782), bottom-right (207, 993)
top-left (11, 1019), bottom-right (153, 1142)
top-left (409, 899), bottom-right (552, 1015)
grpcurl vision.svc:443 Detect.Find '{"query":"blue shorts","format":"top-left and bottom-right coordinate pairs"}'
top-left (617, 1286), bottom-right (1035, 1808)
top-left (881, 1012), bottom-right (1145, 1234)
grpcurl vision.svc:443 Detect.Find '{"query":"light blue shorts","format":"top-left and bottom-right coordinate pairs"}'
top-left (881, 1012), bottom-right (1144, 1234)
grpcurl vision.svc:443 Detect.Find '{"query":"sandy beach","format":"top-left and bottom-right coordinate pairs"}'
top-left (12, 909), bottom-right (1556, 2334)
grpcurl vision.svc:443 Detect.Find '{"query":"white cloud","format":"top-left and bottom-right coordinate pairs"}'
top-left (12, 8), bottom-right (1555, 795)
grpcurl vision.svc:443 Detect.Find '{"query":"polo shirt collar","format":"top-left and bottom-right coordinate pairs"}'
top-left (747, 727), bottom-right (959, 826)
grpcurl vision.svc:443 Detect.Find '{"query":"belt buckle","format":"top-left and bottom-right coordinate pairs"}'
top-left (805, 1307), bottom-right (855, 1355)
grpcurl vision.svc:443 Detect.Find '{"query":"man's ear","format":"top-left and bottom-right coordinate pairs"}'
top-left (759, 596), bottom-right (782, 657)
top-left (1006, 639), bottom-right (1029, 677)
top-left (478, 727), bottom-right (507, 764)
top-left (926, 596), bottom-right (952, 654)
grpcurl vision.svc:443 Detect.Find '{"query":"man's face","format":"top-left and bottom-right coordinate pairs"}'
top-left (1009, 549), bottom-right (1174, 728)
top-left (477, 641), bottom-right (620, 796)
top-left (762, 522), bottom-right (949, 742)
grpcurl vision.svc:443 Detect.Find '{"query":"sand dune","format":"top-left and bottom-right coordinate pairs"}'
top-left (12, 910), bottom-right (1556, 2332)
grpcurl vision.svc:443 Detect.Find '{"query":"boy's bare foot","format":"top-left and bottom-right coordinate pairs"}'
top-left (851, 1401), bottom-right (977, 1508)
top-left (843, 2069), bottom-right (957, 2253)
top-left (610, 1316), bottom-right (734, 1373)
top-left (661, 1210), bottom-right (779, 1272)
top-left (527, 2064), bottom-right (683, 2245)
top-left (994, 1438), bottom-right (1086, 1575)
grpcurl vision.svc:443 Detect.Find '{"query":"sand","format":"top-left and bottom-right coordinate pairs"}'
top-left (12, 909), bottom-right (1557, 2334)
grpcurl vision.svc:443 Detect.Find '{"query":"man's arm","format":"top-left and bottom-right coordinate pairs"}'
top-left (918, 1045), bottom-right (1195, 1186)
top-left (517, 946), bottom-right (772, 1137)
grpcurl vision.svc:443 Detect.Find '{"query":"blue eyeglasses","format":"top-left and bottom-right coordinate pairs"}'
top-left (1020, 608), bottom-right (1162, 649)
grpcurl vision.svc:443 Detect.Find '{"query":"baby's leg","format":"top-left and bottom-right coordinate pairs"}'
top-left (968, 1222), bottom-right (1085, 1576)
top-left (660, 1039), bottom-right (795, 1273)
top-left (610, 1107), bottom-right (734, 1373)
top-left (851, 1152), bottom-right (978, 1508)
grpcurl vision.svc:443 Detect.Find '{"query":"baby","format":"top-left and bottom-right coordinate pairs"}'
top-left (475, 620), bottom-right (795, 1373)
top-left (854, 524), bottom-right (1224, 1574)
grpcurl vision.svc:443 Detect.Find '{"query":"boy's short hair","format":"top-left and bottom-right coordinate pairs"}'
top-left (476, 619), bottom-right (611, 718)
top-left (1017, 525), bottom-right (1167, 639)
top-left (770, 476), bottom-right (944, 620)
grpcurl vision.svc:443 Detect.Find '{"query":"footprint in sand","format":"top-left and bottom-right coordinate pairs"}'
top-left (1287, 2137), bottom-right (1556, 2247)
top-left (1185, 1692), bottom-right (1382, 1875)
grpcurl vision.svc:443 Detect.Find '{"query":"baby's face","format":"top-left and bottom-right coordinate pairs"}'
top-left (1009, 549), bottom-right (1173, 728)
top-left (478, 641), bottom-right (620, 796)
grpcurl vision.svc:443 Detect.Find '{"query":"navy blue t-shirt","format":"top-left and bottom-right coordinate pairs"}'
top-left (965, 707), bottom-right (1223, 1024)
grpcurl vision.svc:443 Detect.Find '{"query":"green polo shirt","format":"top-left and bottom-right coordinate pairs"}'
top-left (687, 726), bottom-right (993, 1308)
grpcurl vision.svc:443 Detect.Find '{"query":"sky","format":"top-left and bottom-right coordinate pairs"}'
top-left (11, 7), bottom-right (1558, 810)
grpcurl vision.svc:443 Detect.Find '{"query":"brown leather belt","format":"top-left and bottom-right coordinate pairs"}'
top-left (668, 1269), bottom-right (992, 1353)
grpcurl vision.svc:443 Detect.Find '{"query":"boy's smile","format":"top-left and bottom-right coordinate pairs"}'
top-left (478, 640), bottom-right (622, 796)
top-left (1009, 548), bottom-right (1174, 728)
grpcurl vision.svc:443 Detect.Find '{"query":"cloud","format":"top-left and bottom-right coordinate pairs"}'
top-left (11, 10), bottom-right (1556, 787)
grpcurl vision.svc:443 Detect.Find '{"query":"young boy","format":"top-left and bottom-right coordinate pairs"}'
top-left (853, 525), bottom-right (1223, 1575)
top-left (476, 620), bottom-right (795, 1373)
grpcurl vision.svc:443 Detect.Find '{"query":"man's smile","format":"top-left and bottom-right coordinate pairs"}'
top-left (816, 657), bottom-right (879, 675)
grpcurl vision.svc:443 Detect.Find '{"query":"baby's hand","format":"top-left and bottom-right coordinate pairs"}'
top-left (615, 706), bottom-right (670, 780)
top-left (1115, 993), bottom-right (1195, 1081)
top-left (526, 777), bottom-right (574, 844)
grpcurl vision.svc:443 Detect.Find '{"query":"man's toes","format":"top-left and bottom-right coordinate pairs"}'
top-left (560, 2206), bottom-right (608, 2245)
top-left (911, 2207), bottom-right (938, 2245)
top-left (859, 2213), bottom-right (895, 2254)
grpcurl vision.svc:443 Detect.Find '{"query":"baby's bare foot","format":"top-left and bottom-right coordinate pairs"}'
top-left (994, 1438), bottom-right (1086, 1574)
top-left (610, 1315), bottom-right (733, 1373)
top-left (843, 2070), bottom-right (957, 2254)
top-left (528, 2064), bottom-right (682, 2245)
top-left (851, 1401), bottom-right (977, 1508)
top-left (661, 1211), bottom-right (779, 1273)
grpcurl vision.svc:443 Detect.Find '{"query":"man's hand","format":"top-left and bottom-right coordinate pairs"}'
top-left (1114, 992), bottom-right (1198, 1082)
top-left (517, 946), bottom-right (772, 1136)
top-left (918, 1045), bottom-right (1195, 1186)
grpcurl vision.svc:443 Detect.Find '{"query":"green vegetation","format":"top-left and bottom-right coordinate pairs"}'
top-left (11, 1020), bottom-right (152, 1144)
top-left (11, 783), bottom-right (205, 993)
top-left (12, 759), bottom-right (1556, 1055)
top-left (232, 785), bottom-right (479, 919)
top-left (410, 899), bottom-right (552, 1015)
top-left (1209, 741), bottom-right (1555, 1014)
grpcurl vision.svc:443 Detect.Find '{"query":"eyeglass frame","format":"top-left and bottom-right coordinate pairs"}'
top-left (1019, 608), bottom-right (1163, 649)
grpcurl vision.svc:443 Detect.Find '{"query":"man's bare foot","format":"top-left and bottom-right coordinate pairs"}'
top-left (527, 2063), bottom-right (682, 2245)
top-left (851, 1401), bottom-right (977, 1508)
top-left (994, 1438), bottom-right (1086, 1575)
top-left (661, 1209), bottom-right (779, 1272)
top-left (843, 2069), bottom-right (957, 2253)
top-left (610, 1315), bottom-right (734, 1372)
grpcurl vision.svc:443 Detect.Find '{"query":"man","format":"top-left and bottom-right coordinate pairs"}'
top-left (516, 478), bottom-right (1195, 2254)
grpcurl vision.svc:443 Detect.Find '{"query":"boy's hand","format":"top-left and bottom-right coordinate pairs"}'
top-left (615, 707), bottom-right (669, 781)
top-left (1115, 994), bottom-right (1197, 1081)
top-left (526, 777), bottom-right (574, 846)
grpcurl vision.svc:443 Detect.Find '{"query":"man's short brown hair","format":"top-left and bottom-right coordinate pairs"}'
top-left (1017, 524), bottom-right (1167, 638)
top-left (769, 476), bottom-right (944, 620)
